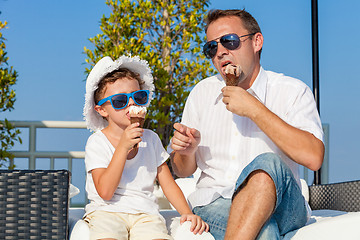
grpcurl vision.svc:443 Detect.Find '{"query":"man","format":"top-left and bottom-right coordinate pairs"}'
top-left (169, 9), bottom-right (324, 240)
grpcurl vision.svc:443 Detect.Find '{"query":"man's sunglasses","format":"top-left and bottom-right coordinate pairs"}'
top-left (97, 90), bottom-right (150, 110)
top-left (203, 33), bottom-right (256, 59)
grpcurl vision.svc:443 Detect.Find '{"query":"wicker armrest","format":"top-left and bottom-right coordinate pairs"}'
top-left (0, 170), bottom-right (70, 239)
top-left (309, 180), bottom-right (360, 212)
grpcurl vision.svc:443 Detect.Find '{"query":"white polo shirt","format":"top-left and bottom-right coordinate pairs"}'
top-left (175, 67), bottom-right (323, 209)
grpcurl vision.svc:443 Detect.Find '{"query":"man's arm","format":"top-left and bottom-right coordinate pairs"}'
top-left (222, 86), bottom-right (324, 171)
top-left (170, 123), bottom-right (200, 177)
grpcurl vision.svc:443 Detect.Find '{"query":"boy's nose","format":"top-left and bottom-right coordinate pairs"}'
top-left (128, 97), bottom-right (136, 106)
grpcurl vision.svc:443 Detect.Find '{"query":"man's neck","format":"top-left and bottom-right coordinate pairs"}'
top-left (238, 64), bottom-right (261, 90)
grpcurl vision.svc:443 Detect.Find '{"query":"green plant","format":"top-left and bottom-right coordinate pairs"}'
top-left (0, 20), bottom-right (21, 169)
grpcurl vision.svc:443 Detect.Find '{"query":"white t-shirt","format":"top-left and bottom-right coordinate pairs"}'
top-left (84, 129), bottom-right (169, 217)
top-left (170, 67), bottom-right (323, 212)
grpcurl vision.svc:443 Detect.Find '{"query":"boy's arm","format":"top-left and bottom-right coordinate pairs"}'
top-left (92, 123), bottom-right (143, 201)
top-left (157, 162), bottom-right (209, 234)
top-left (91, 146), bottom-right (128, 201)
top-left (157, 162), bottom-right (192, 215)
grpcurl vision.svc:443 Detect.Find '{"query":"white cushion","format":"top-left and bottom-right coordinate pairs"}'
top-left (70, 219), bottom-right (90, 240)
top-left (283, 210), bottom-right (360, 239)
top-left (69, 208), bottom-right (215, 240)
top-left (170, 218), bottom-right (215, 240)
top-left (68, 208), bottom-right (86, 236)
top-left (170, 177), bottom-right (197, 210)
top-left (69, 184), bottom-right (80, 198)
top-left (300, 179), bottom-right (309, 202)
top-left (69, 178), bottom-right (360, 240)
top-left (69, 209), bottom-right (360, 240)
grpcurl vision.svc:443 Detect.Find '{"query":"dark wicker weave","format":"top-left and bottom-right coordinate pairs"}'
top-left (309, 180), bottom-right (360, 212)
top-left (0, 170), bottom-right (70, 240)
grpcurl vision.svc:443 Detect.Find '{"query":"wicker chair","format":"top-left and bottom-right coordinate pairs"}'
top-left (309, 180), bottom-right (360, 212)
top-left (0, 169), bottom-right (70, 240)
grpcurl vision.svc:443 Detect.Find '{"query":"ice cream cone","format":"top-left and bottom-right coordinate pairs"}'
top-left (225, 77), bottom-right (238, 86)
top-left (129, 106), bottom-right (147, 148)
top-left (130, 116), bottom-right (145, 127)
top-left (224, 64), bottom-right (241, 86)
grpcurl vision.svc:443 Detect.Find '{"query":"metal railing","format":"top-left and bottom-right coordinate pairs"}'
top-left (9, 121), bottom-right (87, 170)
top-left (8, 120), bottom-right (88, 207)
top-left (7, 120), bottom-right (329, 207)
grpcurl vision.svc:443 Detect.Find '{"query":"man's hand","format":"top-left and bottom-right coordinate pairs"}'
top-left (222, 86), bottom-right (262, 119)
top-left (171, 123), bottom-right (200, 156)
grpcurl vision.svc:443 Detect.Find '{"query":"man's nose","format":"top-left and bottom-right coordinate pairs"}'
top-left (216, 42), bottom-right (229, 57)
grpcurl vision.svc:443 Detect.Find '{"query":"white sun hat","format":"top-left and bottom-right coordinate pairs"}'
top-left (83, 55), bottom-right (155, 132)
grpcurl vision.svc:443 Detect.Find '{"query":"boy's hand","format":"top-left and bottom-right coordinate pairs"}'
top-left (180, 214), bottom-right (209, 235)
top-left (118, 122), bottom-right (143, 150)
top-left (171, 123), bottom-right (200, 156)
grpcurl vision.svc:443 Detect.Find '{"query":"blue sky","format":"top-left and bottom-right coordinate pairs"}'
top-left (1, 0), bottom-right (359, 197)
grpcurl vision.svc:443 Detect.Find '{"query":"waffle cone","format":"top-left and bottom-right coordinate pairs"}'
top-left (225, 76), bottom-right (238, 86)
top-left (130, 116), bottom-right (145, 127)
top-left (224, 64), bottom-right (241, 86)
top-left (130, 117), bottom-right (144, 148)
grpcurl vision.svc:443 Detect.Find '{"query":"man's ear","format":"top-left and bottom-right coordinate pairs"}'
top-left (94, 105), bottom-right (108, 118)
top-left (253, 32), bottom-right (264, 54)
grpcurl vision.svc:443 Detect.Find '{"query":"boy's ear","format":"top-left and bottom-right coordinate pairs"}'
top-left (94, 105), bottom-right (109, 118)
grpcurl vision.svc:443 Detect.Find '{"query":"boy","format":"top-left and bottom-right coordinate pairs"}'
top-left (83, 55), bottom-right (208, 240)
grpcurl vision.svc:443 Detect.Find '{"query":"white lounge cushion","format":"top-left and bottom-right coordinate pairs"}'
top-left (70, 209), bottom-right (360, 240)
top-left (170, 219), bottom-right (215, 240)
top-left (69, 184), bottom-right (80, 199)
top-left (283, 210), bottom-right (360, 239)
top-left (70, 178), bottom-right (360, 239)
top-left (69, 208), bottom-right (215, 240)
top-left (70, 219), bottom-right (90, 240)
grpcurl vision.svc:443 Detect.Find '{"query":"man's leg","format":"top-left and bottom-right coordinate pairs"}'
top-left (225, 153), bottom-right (308, 240)
top-left (193, 197), bottom-right (231, 240)
top-left (257, 217), bottom-right (281, 239)
top-left (224, 170), bottom-right (277, 240)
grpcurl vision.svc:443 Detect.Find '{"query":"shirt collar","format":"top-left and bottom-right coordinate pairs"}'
top-left (247, 66), bottom-right (267, 104)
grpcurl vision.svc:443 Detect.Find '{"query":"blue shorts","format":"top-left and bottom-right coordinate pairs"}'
top-left (193, 153), bottom-right (308, 240)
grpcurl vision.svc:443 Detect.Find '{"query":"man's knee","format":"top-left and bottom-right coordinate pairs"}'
top-left (254, 152), bottom-right (284, 171)
top-left (252, 152), bottom-right (293, 185)
top-left (233, 169), bottom-right (276, 202)
top-left (244, 170), bottom-right (274, 190)
top-left (248, 169), bottom-right (275, 189)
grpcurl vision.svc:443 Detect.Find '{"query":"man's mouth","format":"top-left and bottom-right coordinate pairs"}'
top-left (221, 61), bottom-right (232, 68)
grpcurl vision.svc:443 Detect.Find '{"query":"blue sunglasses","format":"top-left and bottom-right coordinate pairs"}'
top-left (97, 90), bottom-right (150, 110)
